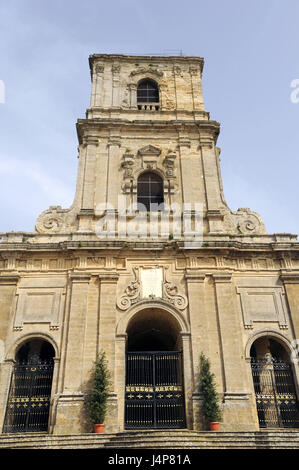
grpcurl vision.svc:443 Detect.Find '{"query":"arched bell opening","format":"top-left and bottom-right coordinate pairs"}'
top-left (3, 338), bottom-right (55, 433)
top-left (124, 307), bottom-right (186, 429)
top-left (250, 335), bottom-right (299, 429)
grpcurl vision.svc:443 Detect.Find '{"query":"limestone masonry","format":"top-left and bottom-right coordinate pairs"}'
top-left (0, 53), bottom-right (299, 435)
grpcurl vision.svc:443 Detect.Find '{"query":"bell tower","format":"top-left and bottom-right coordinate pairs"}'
top-left (35, 54), bottom-right (266, 239)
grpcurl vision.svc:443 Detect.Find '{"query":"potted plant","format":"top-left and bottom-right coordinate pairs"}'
top-left (199, 353), bottom-right (222, 431)
top-left (85, 351), bottom-right (111, 433)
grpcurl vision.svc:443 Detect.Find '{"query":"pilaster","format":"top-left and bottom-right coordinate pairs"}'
top-left (98, 272), bottom-right (119, 432)
top-left (280, 273), bottom-right (299, 337)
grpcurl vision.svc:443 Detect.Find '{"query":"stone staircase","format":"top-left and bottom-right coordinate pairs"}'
top-left (1, 429), bottom-right (299, 449)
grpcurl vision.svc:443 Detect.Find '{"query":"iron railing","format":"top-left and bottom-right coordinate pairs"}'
top-left (125, 351), bottom-right (185, 429)
top-left (251, 358), bottom-right (299, 428)
top-left (3, 359), bottom-right (54, 433)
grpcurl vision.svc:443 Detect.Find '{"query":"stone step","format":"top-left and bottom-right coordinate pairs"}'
top-left (1, 430), bottom-right (299, 449)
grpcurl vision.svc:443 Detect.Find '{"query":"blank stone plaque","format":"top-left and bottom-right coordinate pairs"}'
top-left (140, 268), bottom-right (163, 298)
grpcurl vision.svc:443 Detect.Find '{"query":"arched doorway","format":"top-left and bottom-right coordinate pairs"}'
top-left (125, 307), bottom-right (186, 429)
top-left (250, 336), bottom-right (299, 428)
top-left (3, 338), bottom-right (55, 433)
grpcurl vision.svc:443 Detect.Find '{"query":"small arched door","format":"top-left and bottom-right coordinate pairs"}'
top-left (125, 307), bottom-right (186, 429)
top-left (3, 339), bottom-right (55, 433)
top-left (250, 337), bottom-right (299, 428)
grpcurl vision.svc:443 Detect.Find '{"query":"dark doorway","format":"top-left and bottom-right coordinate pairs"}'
top-left (3, 339), bottom-right (55, 433)
top-left (250, 337), bottom-right (299, 428)
top-left (125, 308), bottom-right (186, 429)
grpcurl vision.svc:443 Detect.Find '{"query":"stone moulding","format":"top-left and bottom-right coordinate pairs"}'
top-left (116, 266), bottom-right (188, 311)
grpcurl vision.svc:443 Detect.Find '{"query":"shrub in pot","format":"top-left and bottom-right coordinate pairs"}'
top-left (199, 353), bottom-right (222, 431)
top-left (85, 351), bottom-right (111, 433)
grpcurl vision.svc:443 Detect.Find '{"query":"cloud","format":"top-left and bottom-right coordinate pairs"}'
top-left (0, 157), bottom-right (73, 204)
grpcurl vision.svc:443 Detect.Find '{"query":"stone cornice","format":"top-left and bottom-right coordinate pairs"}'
top-left (76, 119), bottom-right (220, 144)
top-left (0, 274), bottom-right (20, 285)
top-left (0, 238), bottom-right (298, 253)
top-left (184, 270), bottom-right (206, 282)
top-left (89, 54), bottom-right (204, 72)
top-left (69, 272), bottom-right (91, 283)
top-left (98, 273), bottom-right (119, 283)
top-left (212, 273), bottom-right (232, 283)
top-left (280, 273), bottom-right (299, 284)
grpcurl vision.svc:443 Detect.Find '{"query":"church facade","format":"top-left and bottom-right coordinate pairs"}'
top-left (0, 53), bottom-right (299, 435)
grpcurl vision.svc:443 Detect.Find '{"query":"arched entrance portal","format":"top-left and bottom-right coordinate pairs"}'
top-left (125, 307), bottom-right (186, 429)
top-left (3, 338), bottom-right (55, 433)
top-left (250, 336), bottom-right (299, 428)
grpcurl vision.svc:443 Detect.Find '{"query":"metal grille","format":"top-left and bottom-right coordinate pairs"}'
top-left (137, 80), bottom-right (159, 103)
top-left (137, 172), bottom-right (164, 212)
top-left (251, 358), bottom-right (299, 428)
top-left (3, 359), bottom-right (54, 433)
top-left (125, 351), bottom-right (186, 429)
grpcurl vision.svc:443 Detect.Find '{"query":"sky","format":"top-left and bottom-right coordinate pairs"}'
top-left (0, 0), bottom-right (298, 235)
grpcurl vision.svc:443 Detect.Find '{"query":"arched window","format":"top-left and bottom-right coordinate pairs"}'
top-left (137, 79), bottom-right (159, 103)
top-left (137, 171), bottom-right (164, 211)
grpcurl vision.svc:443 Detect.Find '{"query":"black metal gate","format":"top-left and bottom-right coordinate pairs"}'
top-left (3, 359), bottom-right (54, 433)
top-left (251, 358), bottom-right (299, 428)
top-left (125, 351), bottom-right (186, 429)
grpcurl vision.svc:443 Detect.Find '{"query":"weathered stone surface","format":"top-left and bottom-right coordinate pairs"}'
top-left (0, 54), bottom-right (298, 440)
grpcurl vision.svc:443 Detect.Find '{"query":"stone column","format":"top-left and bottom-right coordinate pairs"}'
top-left (212, 273), bottom-right (256, 430)
top-left (129, 84), bottom-right (137, 108)
top-left (93, 64), bottom-right (104, 107)
top-left (0, 274), bottom-right (19, 432)
top-left (178, 136), bottom-right (192, 206)
top-left (112, 64), bottom-right (120, 108)
top-left (115, 333), bottom-right (127, 431)
top-left (81, 136), bottom-right (99, 210)
top-left (0, 359), bottom-right (15, 432)
top-left (181, 332), bottom-right (193, 429)
top-left (281, 273), bottom-right (299, 337)
top-left (106, 134), bottom-right (121, 211)
top-left (280, 273), bottom-right (299, 393)
top-left (54, 273), bottom-right (91, 434)
top-left (184, 271), bottom-right (207, 429)
top-left (78, 136), bottom-right (99, 232)
top-left (199, 135), bottom-right (225, 233)
top-left (212, 273), bottom-right (245, 394)
top-left (98, 273), bottom-right (119, 432)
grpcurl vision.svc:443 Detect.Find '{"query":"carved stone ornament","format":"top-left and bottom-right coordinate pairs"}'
top-left (95, 64), bottom-right (104, 74)
top-left (130, 67), bottom-right (163, 78)
top-left (121, 149), bottom-right (135, 178)
top-left (231, 208), bottom-right (267, 235)
top-left (162, 267), bottom-right (188, 310)
top-left (116, 266), bottom-right (188, 311)
top-left (163, 151), bottom-right (176, 177)
top-left (117, 267), bottom-right (141, 310)
top-left (138, 145), bottom-right (161, 157)
top-left (35, 206), bottom-right (68, 233)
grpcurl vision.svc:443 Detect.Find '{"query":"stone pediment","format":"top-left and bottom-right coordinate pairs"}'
top-left (130, 67), bottom-right (163, 78)
top-left (137, 145), bottom-right (161, 157)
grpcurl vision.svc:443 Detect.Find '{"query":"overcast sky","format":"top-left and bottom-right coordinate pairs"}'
top-left (0, 0), bottom-right (298, 235)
